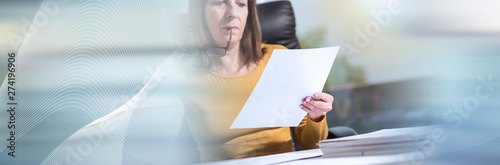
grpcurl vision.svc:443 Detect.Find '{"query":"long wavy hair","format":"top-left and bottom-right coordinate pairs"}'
top-left (188, 0), bottom-right (264, 67)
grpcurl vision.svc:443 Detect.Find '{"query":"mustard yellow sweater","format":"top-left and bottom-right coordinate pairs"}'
top-left (182, 44), bottom-right (328, 162)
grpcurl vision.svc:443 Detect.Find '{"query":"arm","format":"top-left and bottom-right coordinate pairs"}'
top-left (293, 114), bottom-right (329, 149)
top-left (294, 92), bottom-right (334, 149)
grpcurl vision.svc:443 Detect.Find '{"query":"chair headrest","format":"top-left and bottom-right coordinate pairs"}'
top-left (257, 1), bottom-right (301, 49)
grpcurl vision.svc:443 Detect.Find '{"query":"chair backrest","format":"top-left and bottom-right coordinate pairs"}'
top-left (257, 1), bottom-right (301, 49)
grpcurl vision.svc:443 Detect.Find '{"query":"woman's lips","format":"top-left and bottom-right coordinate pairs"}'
top-left (223, 26), bottom-right (238, 31)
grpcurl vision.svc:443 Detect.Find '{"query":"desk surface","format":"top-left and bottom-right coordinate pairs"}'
top-left (201, 149), bottom-right (418, 165)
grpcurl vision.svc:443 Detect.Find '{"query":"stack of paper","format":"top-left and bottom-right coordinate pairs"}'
top-left (318, 126), bottom-right (433, 158)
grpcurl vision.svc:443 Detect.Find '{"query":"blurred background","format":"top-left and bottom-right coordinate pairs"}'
top-left (1, 0), bottom-right (500, 164)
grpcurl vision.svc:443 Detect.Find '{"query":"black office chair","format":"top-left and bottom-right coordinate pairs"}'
top-left (257, 1), bottom-right (357, 151)
top-left (257, 1), bottom-right (300, 49)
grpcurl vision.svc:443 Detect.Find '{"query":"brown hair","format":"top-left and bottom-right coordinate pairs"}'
top-left (188, 0), bottom-right (263, 66)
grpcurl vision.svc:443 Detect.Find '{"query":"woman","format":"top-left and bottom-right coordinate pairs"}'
top-left (183, 0), bottom-right (334, 162)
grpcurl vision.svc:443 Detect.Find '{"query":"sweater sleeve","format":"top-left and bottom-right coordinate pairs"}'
top-left (293, 114), bottom-right (329, 149)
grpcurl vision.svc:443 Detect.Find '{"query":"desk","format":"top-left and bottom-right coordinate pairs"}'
top-left (202, 149), bottom-right (417, 165)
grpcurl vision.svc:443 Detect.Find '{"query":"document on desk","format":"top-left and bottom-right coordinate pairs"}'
top-left (318, 126), bottom-right (434, 158)
top-left (230, 46), bottom-right (340, 129)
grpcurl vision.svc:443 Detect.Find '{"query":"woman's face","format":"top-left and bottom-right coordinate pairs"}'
top-left (204, 0), bottom-right (248, 48)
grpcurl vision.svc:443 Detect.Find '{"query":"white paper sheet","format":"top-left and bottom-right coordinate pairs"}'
top-left (280, 153), bottom-right (412, 165)
top-left (230, 46), bottom-right (340, 129)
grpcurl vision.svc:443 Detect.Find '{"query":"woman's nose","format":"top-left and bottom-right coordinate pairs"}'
top-left (225, 3), bottom-right (239, 19)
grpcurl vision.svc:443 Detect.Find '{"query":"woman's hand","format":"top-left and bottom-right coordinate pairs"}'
top-left (300, 92), bottom-right (334, 122)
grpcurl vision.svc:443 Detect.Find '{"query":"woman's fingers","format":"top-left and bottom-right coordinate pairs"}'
top-left (301, 100), bottom-right (317, 112)
top-left (314, 92), bottom-right (334, 102)
top-left (303, 96), bottom-right (332, 111)
top-left (301, 92), bottom-right (334, 118)
top-left (300, 104), bottom-right (313, 113)
top-left (300, 104), bottom-right (326, 116)
top-left (303, 98), bottom-right (327, 111)
top-left (302, 100), bottom-right (328, 115)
